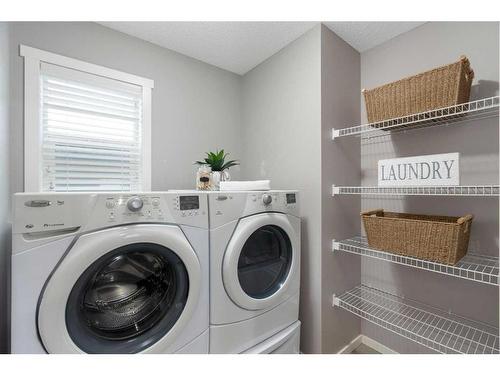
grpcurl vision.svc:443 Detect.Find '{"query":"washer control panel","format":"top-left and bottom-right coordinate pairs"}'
top-left (173, 195), bottom-right (201, 217)
top-left (104, 195), bottom-right (166, 222)
top-left (13, 192), bottom-right (209, 235)
top-left (99, 193), bottom-right (206, 227)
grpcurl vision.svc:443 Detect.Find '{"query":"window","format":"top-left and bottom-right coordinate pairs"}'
top-left (21, 45), bottom-right (153, 192)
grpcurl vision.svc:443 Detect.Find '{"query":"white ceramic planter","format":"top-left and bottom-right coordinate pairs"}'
top-left (211, 170), bottom-right (230, 190)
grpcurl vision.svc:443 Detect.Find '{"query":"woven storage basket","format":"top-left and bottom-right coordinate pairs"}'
top-left (361, 209), bottom-right (473, 265)
top-left (363, 56), bottom-right (474, 129)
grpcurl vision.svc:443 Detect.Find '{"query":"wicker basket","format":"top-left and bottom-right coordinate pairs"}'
top-left (361, 209), bottom-right (473, 265)
top-left (363, 56), bottom-right (474, 128)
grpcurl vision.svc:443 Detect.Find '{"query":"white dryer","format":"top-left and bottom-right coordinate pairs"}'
top-left (208, 190), bottom-right (301, 353)
top-left (11, 192), bottom-right (209, 354)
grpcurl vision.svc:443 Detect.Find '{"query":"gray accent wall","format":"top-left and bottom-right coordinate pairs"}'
top-left (360, 22), bottom-right (499, 353)
top-left (241, 25), bottom-right (363, 353)
top-left (0, 22), bottom-right (11, 354)
top-left (242, 25), bottom-right (323, 353)
top-left (320, 25), bottom-right (361, 354)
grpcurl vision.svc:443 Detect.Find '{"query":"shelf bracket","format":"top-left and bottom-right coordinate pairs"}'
top-left (332, 185), bottom-right (340, 196)
top-left (331, 128), bottom-right (340, 140)
top-left (332, 294), bottom-right (340, 307)
top-left (332, 239), bottom-right (340, 252)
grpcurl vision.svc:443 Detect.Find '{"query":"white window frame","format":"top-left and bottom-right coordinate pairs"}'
top-left (20, 45), bottom-right (154, 192)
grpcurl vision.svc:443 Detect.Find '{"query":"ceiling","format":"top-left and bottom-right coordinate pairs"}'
top-left (99, 22), bottom-right (316, 75)
top-left (99, 22), bottom-right (425, 75)
top-left (323, 22), bottom-right (425, 52)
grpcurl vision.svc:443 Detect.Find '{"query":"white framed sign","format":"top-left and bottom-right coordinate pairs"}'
top-left (378, 153), bottom-right (460, 187)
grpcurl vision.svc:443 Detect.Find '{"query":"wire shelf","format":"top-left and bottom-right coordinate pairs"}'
top-left (333, 285), bottom-right (499, 354)
top-left (333, 237), bottom-right (499, 286)
top-left (332, 185), bottom-right (500, 197)
top-left (332, 96), bottom-right (499, 140)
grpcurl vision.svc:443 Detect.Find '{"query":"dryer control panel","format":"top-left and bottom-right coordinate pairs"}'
top-left (207, 190), bottom-right (299, 228)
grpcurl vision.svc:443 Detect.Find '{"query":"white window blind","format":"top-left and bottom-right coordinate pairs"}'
top-left (40, 63), bottom-right (144, 191)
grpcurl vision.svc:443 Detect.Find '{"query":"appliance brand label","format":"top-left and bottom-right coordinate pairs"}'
top-left (43, 223), bottom-right (65, 228)
top-left (24, 200), bottom-right (52, 207)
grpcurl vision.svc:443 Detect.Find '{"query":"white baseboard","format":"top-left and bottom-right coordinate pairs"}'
top-left (360, 335), bottom-right (398, 354)
top-left (337, 335), bottom-right (364, 354)
top-left (337, 334), bottom-right (398, 354)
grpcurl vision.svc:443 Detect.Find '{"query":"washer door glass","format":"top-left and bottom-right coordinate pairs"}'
top-left (65, 243), bottom-right (189, 353)
top-left (237, 225), bottom-right (292, 299)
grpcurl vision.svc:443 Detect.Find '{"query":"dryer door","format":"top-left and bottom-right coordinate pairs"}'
top-left (37, 224), bottom-right (201, 354)
top-left (222, 213), bottom-right (299, 311)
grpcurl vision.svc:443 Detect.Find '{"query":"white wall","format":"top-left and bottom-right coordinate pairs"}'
top-left (8, 22), bottom-right (243, 194)
top-left (242, 25), bottom-right (323, 353)
top-left (360, 22), bottom-right (499, 353)
top-left (0, 22), bottom-right (11, 354)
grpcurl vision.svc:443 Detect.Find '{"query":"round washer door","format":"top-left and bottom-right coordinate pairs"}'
top-left (38, 224), bottom-right (201, 354)
top-left (222, 213), bottom-right (299, 311)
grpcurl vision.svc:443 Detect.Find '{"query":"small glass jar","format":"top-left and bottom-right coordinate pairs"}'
top-left (196, 165), bottom-right (212, 191)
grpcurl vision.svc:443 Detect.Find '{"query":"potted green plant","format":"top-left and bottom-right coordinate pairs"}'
top-left (195, 149), bottom-right (239, 190)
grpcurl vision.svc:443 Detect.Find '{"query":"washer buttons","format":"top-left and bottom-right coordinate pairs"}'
top-left (106, 200), bottom-right (115, 209)
top-left (152, 198), bottom-right (160, 207)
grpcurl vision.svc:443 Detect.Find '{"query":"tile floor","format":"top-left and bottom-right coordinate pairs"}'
top-left (351, 344), bottom-right (380, 354)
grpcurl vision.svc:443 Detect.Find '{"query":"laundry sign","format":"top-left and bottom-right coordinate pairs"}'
top-left (378, 153), bottom-right (460, 187)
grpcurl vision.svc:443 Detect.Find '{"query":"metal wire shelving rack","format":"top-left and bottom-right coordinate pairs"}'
top-left (332, 237), bottom-right (499, 286)
top-left (331, 185), bottom-right (500, 197)
top-left (330, 95), bottom-right (500, 354)
top-left (332, 285), bottom-right (499, 354)
top-left (332, 96), bottom-right (499, 140)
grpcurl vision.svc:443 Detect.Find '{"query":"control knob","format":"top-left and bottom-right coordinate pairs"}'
top-left (262, 194), bottom-right (273, 205)
top-left (127, 196), bottom-right (144, 212)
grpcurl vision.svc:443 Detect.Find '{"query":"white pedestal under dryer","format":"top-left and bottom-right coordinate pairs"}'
top-left (242, 321), bottom-right (301, 354)
top-left (11, 192), bottom-right (209, 354)
top-left (207, 190), bottom-right (301, 353)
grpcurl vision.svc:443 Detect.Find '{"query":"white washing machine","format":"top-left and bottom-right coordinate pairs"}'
top-left (11, 192), bottom-right (209, 354)
top-left (208, 190), bottom-right (301, 353)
